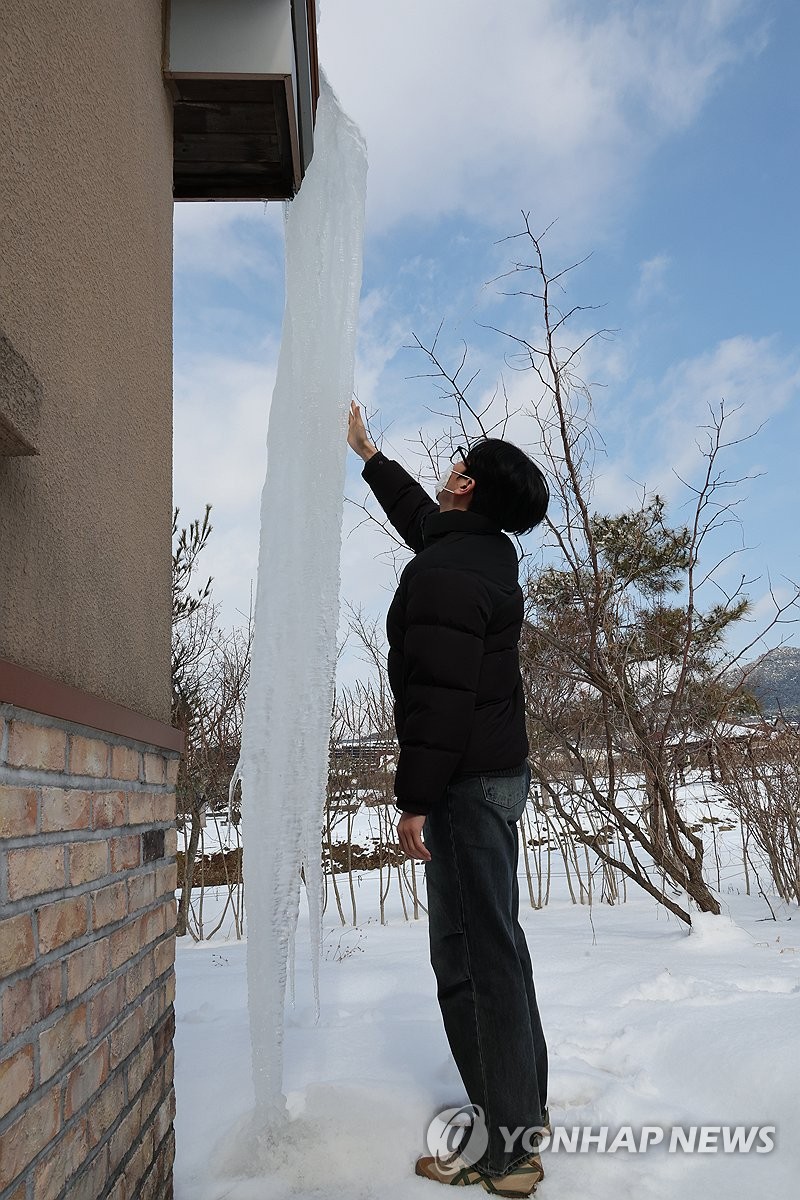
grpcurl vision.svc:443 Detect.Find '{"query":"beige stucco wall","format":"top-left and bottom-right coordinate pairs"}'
top-left (0, 0), bottom-right (174, 722)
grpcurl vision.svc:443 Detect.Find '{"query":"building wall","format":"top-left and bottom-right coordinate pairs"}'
top-left (0, 704), bottom-right (178, 1200)
top-left (0, 0), bottom-right (174, 723)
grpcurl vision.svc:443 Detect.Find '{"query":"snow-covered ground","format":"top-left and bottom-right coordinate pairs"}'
top-left (174, 791), bottom-right (800, 1200)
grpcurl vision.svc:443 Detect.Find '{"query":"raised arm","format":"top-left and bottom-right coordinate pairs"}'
top-left (347, 400), bottom-right (437, 553)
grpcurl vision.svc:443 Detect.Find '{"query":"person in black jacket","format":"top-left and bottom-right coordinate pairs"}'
top-left (348, 402), bottom-right (550, 1195)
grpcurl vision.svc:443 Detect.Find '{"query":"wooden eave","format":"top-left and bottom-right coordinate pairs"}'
top-left (168, 74), bottom-right (300, 201)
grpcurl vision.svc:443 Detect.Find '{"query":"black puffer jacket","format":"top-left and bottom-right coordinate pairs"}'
top-left (362, 452), bottom-right (529, 814)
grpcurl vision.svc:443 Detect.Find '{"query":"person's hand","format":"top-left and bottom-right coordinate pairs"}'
top-left (397, 812), bottom-right (430, 861)
top-left (348, 400), bottom-right (378, 462)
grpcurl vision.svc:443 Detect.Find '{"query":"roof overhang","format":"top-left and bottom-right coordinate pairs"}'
top-left (164, 0), bottom-right (319, 201)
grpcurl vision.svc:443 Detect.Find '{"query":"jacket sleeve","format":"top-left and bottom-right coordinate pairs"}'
top-left (361, 451), bottom-right (438, 553)
top-left (394, 566), bottom-right (492, 815)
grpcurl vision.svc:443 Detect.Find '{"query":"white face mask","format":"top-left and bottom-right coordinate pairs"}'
top-left (435, 466), bottom-right (471, 497)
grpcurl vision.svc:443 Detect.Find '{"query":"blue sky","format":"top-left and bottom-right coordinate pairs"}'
top-left (173, 0), bottom-right (800, 680)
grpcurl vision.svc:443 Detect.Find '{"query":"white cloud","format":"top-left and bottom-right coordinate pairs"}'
top-left (642, 335), bottom-right (800, 489)
top-left (351, 288), bottom-right (411, 415)
top-left (173, 353), bottom-right (276, 623)
top-left (583, 334), bottom-right (800, 529)
top-left (635, 253), bottom-right (671, 306)
top-left (319, 0), bottom-right (761, 238)
top-left (173, 201), bottom-right (284, 282)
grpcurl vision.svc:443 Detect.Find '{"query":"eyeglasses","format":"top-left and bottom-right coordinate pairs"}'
top-left (435, 446), bottom-right (473, 496)
top-left (451, 445), bottom-right (470, 469)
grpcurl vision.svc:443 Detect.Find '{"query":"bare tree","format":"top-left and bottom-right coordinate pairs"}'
top-left (717, 722), bottom-right (800, 906)
top-left (172, 507), bottom-right (253, 938)
top-left (409, 216), bottom-right (799, 925)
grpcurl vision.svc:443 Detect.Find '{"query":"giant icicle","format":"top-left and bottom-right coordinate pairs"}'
top-left (235, 73), bottom-right (367, 1126)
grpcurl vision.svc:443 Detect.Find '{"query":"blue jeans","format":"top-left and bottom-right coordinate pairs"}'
top-left (423, 764), bottom-right (548, 1176)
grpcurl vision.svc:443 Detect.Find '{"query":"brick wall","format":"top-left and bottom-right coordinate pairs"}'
top-left (0, 704), bottom-right (179, 1199)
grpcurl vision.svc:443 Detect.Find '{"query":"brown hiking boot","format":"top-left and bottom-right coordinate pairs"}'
top-left (415, 1153), bottom-right (544, 1196)
top-left (415, 1154), bottom-right (485, 1187)
top-left (480, 1155), bottom-right (545, 1197)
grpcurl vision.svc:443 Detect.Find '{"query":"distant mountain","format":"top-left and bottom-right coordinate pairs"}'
top-left (742, 645), bottom-right (800, 719)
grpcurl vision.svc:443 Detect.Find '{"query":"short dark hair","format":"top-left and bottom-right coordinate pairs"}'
top-left (463, 438), bottom-right (549, 535)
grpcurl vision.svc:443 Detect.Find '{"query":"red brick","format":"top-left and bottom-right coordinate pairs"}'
top-left (164, 896), bottom-right (177, 933)
top-left (92, 880), bottom-right (128, 929)
top-left (143, 754), bottom-right (165, 786)
top-left (7, 843), bottom-right (65, 899)
top-left (40, 787), bottom-right (92, 833)
top-left (87, 1074), bottom-right (125, 1148)
top-left (0, 913), bottom-right (35, 977)
top-left (154, 935), bottom-right (176, 978)
top-left (64, 1144), bottom-right (109, 1200)
top-left (0, 1084), bottom-right (60, 1187)
top-left (66, 938), bottom-right (110, 1001)
top-left (139, 1163), bottom-right (161, 1200)
top-left (0, 1044), bottom-right (35, 1121)
top-left (153, 1009), bottom-right (175, 1064)
top-left (2, 962), bottom-right (62, 1041)
top-left (123, 1124), bottom-right (154, 1196)
top-left (69, 838), bottom-right (109, 885)
top-left (164, 827), bottom-right (178, 857)
top-left (65, 1041), bottom-right (110, 1118)
top-left (6, 720), bottom-right (66, 771)
top-left (153, 1086), bottom-right (176, 1146)
top-left (111, 745), bottom-right (140, 782)
top-left (107, 1174), bottom-right (127, 1200)
top-left (92, 790), bottom-right (127, 829)
top-left (127, 792), bottom-right (155, 825)
top-left (139, 1063), bottom-right (164, 1125)
top-left (110, 918), bottom-right (142, 971)
top-left (157, 903), bottom-right (175, 944)
top-left (140, 989), bottom-right (162, 1035)
top-left (125, 950), bottom-right (155, 1004)
top-left (39, 1003), bottom-right (88, 1082)
top-left (126, 1037), bottom-right (154, 1100)
top-left (141, 905), bottom-right (166, 948)
top-left (69, 734), bottom-right (110, 778)
top-left (155, 861), bottom-right (178, 899)
top-left (5, 1181), bottom-right (27, 1200)
top-left (153, 792), bottom-right (176, 823)
top-left (110, 1007), bottom-right (144, 1068)
top-left (110, 835), bottom-right (141, 872)
top-left (165, 970), bottom-right (176, 1009)
top-left (38, 895), bottom-right (89, 954)
top-left (90, 976), bottom-right (126, 1039)
top-left (128, 871), bottom-right (156, 913)
top-left (109, 1099), bottom-right (141, 1172)
top-left (0, 786), bottom-right (37, 837)
top-left (32, 1118), bottom-right (88, 1199)
top-left (161, 1126), bottom-right (176, 1177)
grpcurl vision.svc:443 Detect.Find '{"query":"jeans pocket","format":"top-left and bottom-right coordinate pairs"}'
top-left (480, 771), bottom-right (528, 815)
